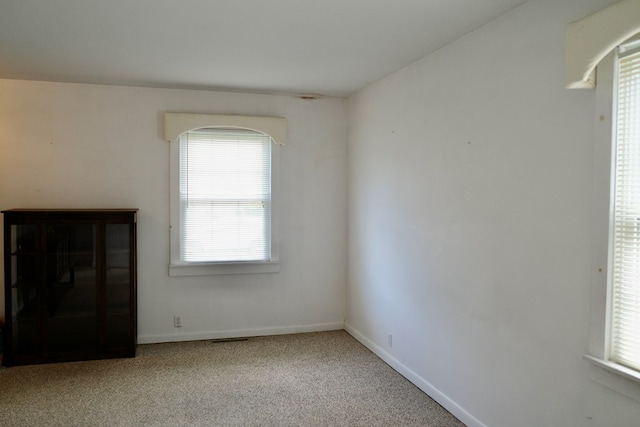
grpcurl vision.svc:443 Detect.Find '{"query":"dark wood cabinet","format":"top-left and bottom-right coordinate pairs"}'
top-left (2, 209), bottom-right (137, 366)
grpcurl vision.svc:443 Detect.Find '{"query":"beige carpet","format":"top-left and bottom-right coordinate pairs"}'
top-left (0, 330), bottom-right (464, 426)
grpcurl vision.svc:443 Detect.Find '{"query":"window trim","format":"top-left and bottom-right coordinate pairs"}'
top-left (565, 0), bottom-right (640, 89)
top-left (165, 113), bottom-right (286, 276)
top-left (586, 46), bottom-right (640, 401)
top-left (570, 1), bottom-right (640, 397)
top-left (605, 39), bottom-right (640, 372)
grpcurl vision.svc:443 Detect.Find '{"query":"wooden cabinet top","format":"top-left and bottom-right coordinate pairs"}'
top-left (2, 209), bottom-right (138, 221)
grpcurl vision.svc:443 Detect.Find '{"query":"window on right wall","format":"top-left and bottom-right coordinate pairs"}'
top-left (607, 37), bottom-right (640, 373)
top-left (567, 0), bottom-right (640, 398)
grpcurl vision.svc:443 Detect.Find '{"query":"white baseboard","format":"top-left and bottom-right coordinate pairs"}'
top-left (137, 321), bottom-right (344, 344)
top-left (344, 322), bottom-right (485, 427)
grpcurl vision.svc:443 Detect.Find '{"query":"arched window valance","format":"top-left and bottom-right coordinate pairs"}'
top-left (565, 0), bottom-right (640, 89)
top-left (164, 112), bottom-right (287, 145)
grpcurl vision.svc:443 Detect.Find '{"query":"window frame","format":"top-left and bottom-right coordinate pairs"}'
top-left (586, 43), bottom-right (640, 401)
top-left (165, 113), bottom-right (285, 277)
top-left (605, 38), bottom-right (640, 373)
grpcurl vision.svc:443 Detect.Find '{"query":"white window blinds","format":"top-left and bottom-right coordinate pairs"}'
top-left (610, 43), bottom-right (640, 371)
top-left (179, 128), bottom-right (272, 263)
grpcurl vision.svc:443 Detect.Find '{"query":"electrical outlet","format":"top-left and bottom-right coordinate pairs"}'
top-left (174, 316), bottom-right (182, 328)
top-left (388, 334), bottom-right (393, 348)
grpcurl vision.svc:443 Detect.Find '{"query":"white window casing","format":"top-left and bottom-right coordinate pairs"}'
top-left (165, 113), bottom-right (286, 276)
top-left (586, 41), bottom-right (640, 401)
top-left (608, 40), bottom-right (640, 372)
top-left (568, 0), bottom-right (640, 398)
top-left (565, 0), bottom-right (640, 89)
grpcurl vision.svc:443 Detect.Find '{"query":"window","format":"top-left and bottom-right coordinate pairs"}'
top-left (608, 38), bottom-right (640, 372)
top-left (165, 113), bottom-right (286, 276)
top-left (568, 0), bottom-right (640, 396)
top-left (585, 38), bottom-right (640, 393)
top-left (180, 128), bottom-right (272, 263)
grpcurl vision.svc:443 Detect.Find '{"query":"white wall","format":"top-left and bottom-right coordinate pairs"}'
top-left (0, 80), bottom-right (348, 342)
top-left (346, 0), bottom-right (640, 426)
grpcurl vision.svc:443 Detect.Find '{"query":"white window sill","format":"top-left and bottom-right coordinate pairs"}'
top-left (169, 261), bottom-right (280, 277)
top-left (584, 355), bottom-right (640, 402)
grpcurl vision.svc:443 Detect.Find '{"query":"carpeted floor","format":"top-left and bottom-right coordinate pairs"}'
top-left (0, 330), bottom-right (464, 426)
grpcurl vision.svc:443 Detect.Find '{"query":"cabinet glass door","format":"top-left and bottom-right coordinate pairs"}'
top-left (45, 224), bottom-right (98, 354)
top-left (9, 224), bottom-right (39, 358)
top-left (105, 223), bottom-right (131, 348)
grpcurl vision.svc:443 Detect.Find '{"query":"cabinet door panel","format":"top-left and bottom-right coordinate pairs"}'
top-left (10, 224), bottom-right (39, 358)
top-left (105, 223), bottom-right (132, 348)
top-left (45, 224), bottom-right (98, 354)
